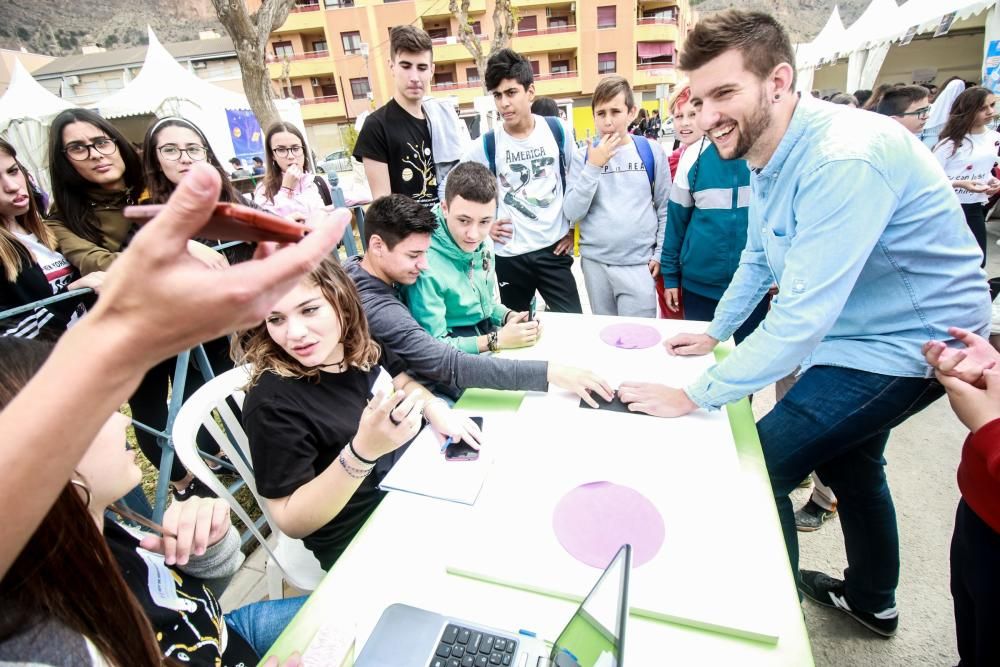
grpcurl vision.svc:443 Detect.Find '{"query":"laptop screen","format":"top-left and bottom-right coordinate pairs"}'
top-left (548, 545), bottom-right (631, 667)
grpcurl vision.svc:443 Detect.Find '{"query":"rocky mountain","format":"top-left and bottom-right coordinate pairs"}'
top-left (0, 0), bottom-right (223, 56)
top-left (693, 0), bottom-right (875, 43)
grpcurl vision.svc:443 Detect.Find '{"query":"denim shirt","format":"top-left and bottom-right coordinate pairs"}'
top-left (686, 97), bottom-right (990, 410)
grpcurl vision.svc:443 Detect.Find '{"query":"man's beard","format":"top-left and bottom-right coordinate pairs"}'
top-left (718, 89), bottom-right (772, 160)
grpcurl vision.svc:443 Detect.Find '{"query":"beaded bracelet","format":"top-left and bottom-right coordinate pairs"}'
top-left (339, 452), bottom-right (372, 479)
top-left (487, 330), bottom-right (499, 353)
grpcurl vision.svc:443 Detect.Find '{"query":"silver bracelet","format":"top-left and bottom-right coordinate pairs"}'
top-left (339, 452), bottom-right (373, 479)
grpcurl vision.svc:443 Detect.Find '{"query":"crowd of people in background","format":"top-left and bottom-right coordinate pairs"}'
top-left (0, 8), bottom-right (999, 667)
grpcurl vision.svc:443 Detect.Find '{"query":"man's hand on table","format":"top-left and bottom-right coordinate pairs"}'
top-left (663, 332), bottom-right (718, 356)
top-left (548, 363), bottom-right (614, 407)
top-left (618, 382), bottom-right (699, 418)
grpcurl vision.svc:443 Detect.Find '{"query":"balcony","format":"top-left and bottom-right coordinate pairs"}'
top-left (299, 94), bottom-right (347, 121)
top-left (533, 70), bottom-right (580, 96)
top-left (429, 79), bottom-right (483, 104)
top-left (632, 64), bottom-right (676, 87)
top-left (634, 19), bottom-right (678, 43)
top-left (432, 37), bottom-right (484, 63)
top-left (267, 50), bottom-right (335, 78)
top-left (417, 0), bottom-right (483, 14)
top-left (275, 6), bottom-right (326, 32)
top-left (512, 25), bottom-right (579, 53)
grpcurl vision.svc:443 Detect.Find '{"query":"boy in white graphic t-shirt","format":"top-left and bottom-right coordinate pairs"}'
top-left (461, 49), bottom-right (582, 313)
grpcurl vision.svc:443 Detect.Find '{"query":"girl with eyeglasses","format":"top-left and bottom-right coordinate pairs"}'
top-left (0, 139), bottom-right (104, 339)
top-left (141, 116), bottom-right (255, 265)
top-left (254, 121), bottom-right (333, 219)
top-left (933, 86), bottom-right (1000, 268)
top-left (46, 109), bottom-right (229, 500)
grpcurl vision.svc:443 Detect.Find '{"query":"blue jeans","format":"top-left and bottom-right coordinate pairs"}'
top-left (757, 365), bottom-right (942, 612)
top-left (225, 595), bottom-right (307, 657)
top-left (681, 288), bottom-right (769, 345)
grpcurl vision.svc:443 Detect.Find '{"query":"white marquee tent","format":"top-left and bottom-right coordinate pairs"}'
top-left (796, 0), bottom-right (999, 93)
top-left (98, 27), bottom-right (306, 167)
top-left (0, 59), bottom-right (72, 197)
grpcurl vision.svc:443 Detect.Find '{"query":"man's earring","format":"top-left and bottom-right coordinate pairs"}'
top-left (774, 94), bottom-right (781, 101)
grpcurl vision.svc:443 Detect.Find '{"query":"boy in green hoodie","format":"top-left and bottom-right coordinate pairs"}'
top-left (402, 162), bottom-right (540, 354)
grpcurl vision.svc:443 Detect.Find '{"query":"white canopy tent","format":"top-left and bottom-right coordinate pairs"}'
top-left (796, 6), bottom-right (846, 92)
top-left (98, 28), bottom-right (306, 167)
top-left (0, 59), bottom-right (72, 198)
top-left (799, 0), bottom-right (998, 93)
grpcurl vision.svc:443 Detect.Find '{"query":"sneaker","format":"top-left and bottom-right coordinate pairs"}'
top-left (798, 570), bottom-right (898, 638)
top-left (795, 499), bottom-right (838, 532)
top-left (170, 477), bottom-right (217, 501)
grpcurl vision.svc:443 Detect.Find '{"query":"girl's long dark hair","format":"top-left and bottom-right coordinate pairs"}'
top-left (140, 116), bottom-right (241, 205)
top-left (262, 121), bottom-right (309, 203)
top-left (936, 86), bottom-right (994, 158)
top-left (0, 337), bottom-right (165, 666)
top-left (47, 108), bottom-right (144, 245)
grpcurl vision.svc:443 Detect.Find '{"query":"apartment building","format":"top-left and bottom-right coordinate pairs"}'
top-left (264, 0), bottom-right (693, 146)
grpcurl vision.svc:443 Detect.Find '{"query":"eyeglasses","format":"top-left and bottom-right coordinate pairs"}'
top-left (899, 106), bottom-right (931, 119)
top-left (63, 137), bottom-right (118, 161)
top-left (273, 144), bottom-right (304, 158)
top-left (157, 144), bottom-right (207, 161)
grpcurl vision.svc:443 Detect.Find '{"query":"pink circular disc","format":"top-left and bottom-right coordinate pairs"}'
top-left (599, 323), bottom-right (661, 349)
top-left (552, 481), bottom-right (665, 568)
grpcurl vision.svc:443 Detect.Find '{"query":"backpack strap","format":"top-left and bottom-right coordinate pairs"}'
top-left (483, 130), bottom-right (497, 175)
top-left (631, 134), bottom-right (655, 194)
top-left (313, 174), bottom-right (333, 206)
top-left (543, 116), bottom-right (567, 192)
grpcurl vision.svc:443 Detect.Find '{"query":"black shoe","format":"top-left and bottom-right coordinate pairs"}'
top-left (798, 570), bottom-right (898, 638)
top-left (170, 477), bottom-right (218, 501)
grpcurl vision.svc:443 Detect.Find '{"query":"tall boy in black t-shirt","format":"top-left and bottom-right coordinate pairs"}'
top-left (353, 25), bottom-right (468, 209)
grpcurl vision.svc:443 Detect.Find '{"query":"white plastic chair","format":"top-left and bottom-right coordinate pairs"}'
top-left (172, 364), bottom-right (325, 599)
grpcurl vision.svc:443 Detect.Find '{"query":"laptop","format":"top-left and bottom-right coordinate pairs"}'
top-left (355, 544), bottom-right (631, 667)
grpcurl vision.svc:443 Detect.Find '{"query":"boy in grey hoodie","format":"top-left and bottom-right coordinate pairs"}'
top-left (563, 76), bottom-right (670, 317)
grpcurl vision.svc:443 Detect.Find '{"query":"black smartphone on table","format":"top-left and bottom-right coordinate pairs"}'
top-left (443, 416), bottom-right (483, 461)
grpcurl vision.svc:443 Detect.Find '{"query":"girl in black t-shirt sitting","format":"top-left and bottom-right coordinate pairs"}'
top-left (236, 256), bottom-right (482, 569)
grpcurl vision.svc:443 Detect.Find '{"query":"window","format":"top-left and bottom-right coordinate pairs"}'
top-left (289, 85), bottom-right (305, 100)
top-left (637, 42), bottom-right (675, 65)
top-left (341, 31), bottom-right (363, 55)
top-left (597, 6), bottom-right (616, 29)
top-left (548, 16), bottom-right (569, 29)
top-left (325, 0), bottom-right (354, 6)
top-left (426, 27), bottom-right (449, 40)
top-left (517, 15), bottom-right (538, 35)
top-left (466, 67), bottom-right (480, 83)
top-left (598, 51), bottom-right (616, 74)
top-left (273, 41), bottom-right (294, 58)
top-left (550, 59), bottom-right (569, 74)
top-left (319, 83), bottom-right (338, 97)
top-left (350, 77), bottom-right (371, 99)
top-left (530, 60), bottom-right (540, 76)
top-left (471, 21), bottom-right (482, 35)
top-left (434, 71), bottom-right (455, 86)
top-left (312, 40), bottom-right (328, 53)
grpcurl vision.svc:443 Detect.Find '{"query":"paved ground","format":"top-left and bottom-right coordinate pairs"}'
top-left (223, 217), bottom-right (1000, 666)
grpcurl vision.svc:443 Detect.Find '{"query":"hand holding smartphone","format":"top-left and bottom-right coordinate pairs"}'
top-left (443, 416), bottom-right (484, 461)
top-left (124, 202), bottom-right (312, 243)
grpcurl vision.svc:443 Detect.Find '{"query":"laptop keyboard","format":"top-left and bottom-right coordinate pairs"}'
top-left (429, 623), bottom-right (518, 667)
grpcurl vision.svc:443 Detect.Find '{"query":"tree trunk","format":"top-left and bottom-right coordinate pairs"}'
top-left (451, 0), bottom-right (515, 94)
top-left (211, 0), bottom-right (297, 131)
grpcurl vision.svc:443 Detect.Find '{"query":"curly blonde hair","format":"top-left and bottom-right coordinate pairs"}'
top-left (233, 256), bottom-right (381, 387)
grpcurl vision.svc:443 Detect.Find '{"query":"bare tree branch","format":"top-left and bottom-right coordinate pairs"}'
top-left (211, 0), bottom-right (297, 131)
top-left (450, 0), bottom-right (514, 93)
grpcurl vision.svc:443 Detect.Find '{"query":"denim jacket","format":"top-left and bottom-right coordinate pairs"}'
top-left (686, 97), bottom-right (990, 410)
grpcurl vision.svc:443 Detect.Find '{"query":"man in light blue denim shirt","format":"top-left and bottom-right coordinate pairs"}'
top-left (619, 10), bottom-right (990, 638)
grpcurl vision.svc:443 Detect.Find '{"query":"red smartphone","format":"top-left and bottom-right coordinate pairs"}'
top-left (443, 416), bottom-right (483, 462)
top-left (123, 202), bottom-right (312, 243)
